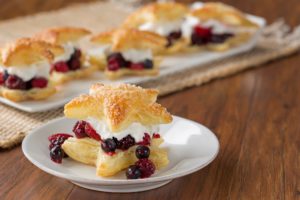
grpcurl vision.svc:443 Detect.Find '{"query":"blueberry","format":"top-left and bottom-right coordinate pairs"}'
top-left (101, 138), bottom-right (117, 153)
top-left (50, 145), bottom-right (64, 164)
top-left (135, 145), bottom-right (150, 159)
top-left (126, 165), bottom-right (141, 179)
top-left (143, 59), bottom-right (153, 69)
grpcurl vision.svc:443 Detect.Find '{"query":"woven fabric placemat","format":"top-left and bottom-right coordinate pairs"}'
top-left (0, 1), bottom-right (299, 149)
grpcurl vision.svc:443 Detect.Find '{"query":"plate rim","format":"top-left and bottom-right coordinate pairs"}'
top-left (22, 115), bottom-right (219, 185)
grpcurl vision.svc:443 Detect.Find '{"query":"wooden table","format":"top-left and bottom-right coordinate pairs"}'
top-left (1, 0), bottom-right (299, 199)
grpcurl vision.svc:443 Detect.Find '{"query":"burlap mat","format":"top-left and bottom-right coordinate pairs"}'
top-left (0, 1), bottom-right (299, 149)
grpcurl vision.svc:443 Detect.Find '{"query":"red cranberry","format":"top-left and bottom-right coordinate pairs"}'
top-left (72, 121), bottom-right (88, 138)
top-left (48, 133), bottom-right (73, 143)
top-left (130, 63), bottom-right (144, 70)
top-left (31, 77), bottom-right (48, 88)
top-left (135, 145), bottom-right (150, 159)
top-left (137, 133), bottom-right (151, 146)
top-left (5, 75), bottom-right (26, 90)
top-left (107, 53), bottom-right (128, 71)
top-left (143, 59), bottom-right (153, 69)
top-left (116, 135), bottom-right (136, 150)
top-left (53, 62), bottom-right (69, 73)
top-left (107, 59), bottom-right (120, 71)
top-left (101, 138), bottom-right (117, 153)
top-left (194, 25), bottom-right (212, 37)
top-left (50, 145), bottom-right (64, 164)
top-left (152, 133), bottom-right (160, 138)
top-left (135, 159), bottom-right (156, 178)
top-left (84, 122), bottom-right (101, 141)
top-left (126, 165), bottom-right (142, 179)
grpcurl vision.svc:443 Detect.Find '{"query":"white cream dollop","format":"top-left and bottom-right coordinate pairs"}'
top-left (54, 43), bottom-right (75, 63)
top-left (86, 117), bottom-right (159, 142)
top-left (86, 45), bottom-right (111, 57)
top-left (0, 62), bottom-right (51, 81)
top-left (121, 49), bottom-right (152, 63)
top-left (139, 19), bottom-right (183, 36)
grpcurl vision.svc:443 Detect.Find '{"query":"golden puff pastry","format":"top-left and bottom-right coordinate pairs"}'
top-left (64, 83), bottom-right (172, 133)
top-left (0, 38), bottom-right (60, 102)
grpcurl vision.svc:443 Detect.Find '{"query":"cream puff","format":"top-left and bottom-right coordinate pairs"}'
top-left (90, 28), bottom-right (167, 80)
top-left (0, 38), bottom-right (63, 102)
top-left (47, 83), bottom-right (173, 178)
top-left (181, 2), bottom-right (259, 52)
top-left (122, 2), bottom-right (189, 54)
top-left (34, 27), bottom-right (92, 84)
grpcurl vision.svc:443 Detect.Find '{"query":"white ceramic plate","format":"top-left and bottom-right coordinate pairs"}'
top-left (0, 15), bottom-right (265, 113)
top-left (22, 116), bottom-right (219, 192)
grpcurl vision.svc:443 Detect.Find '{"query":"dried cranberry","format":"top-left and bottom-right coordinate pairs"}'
top-left (84, 122), bottom-right (101, 141)
top-left (126, 165), bottom-right (142, 179)
top-left (137, 133), bottom-right (151, 146)
top-left (135, 159), bottom-right (155, 178)
top-left (101, 138), bottom-right (117, 153)
top-left (129, 63), bottom-right (144, 70)
top-left (135, 145), bottom-right (150, 159)
top-left (53, 62), bottom-right (69, 73)
top-left (31, 77), bottom-right (48, 88)
top-left (72, 121), bottom-right (88, 138)
top-left (116, 135), bottom-right (135, 150)
top-left (50, 145), bottom-right (64, 164)
top-left (5, 75), bottom-right (26, 90)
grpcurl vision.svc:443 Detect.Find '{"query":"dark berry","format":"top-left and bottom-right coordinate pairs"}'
top-left (53, 62), bottom-right (69, 73)
top-left (73, 49), bottom-right (82, 58)
top-left (137, 133), bottom-right (151, 146)
top-left (48, 133), bottom-right (73, 143)
top-left (166, 30), bottom-right (182, 47)
top-left (135, 145), bottom-right (150, 159)
top-left (117, 135), bottom-right (136, 150)
top-left (191, 33), bottom-right (209, 45)
top-left (0, 71), bottom-right (7, 85)
top-left (210, 33), bottom-right (234, 43)
top-left (72, 121), bottom-right (88, 138)
top-left (68, 58), bottom-right (81, 71)
top-left (107, 59), bottom-right (121, 71)
top-left (126, 165), bottom-right (142, 179)
top-left (152, 133), bottom-right (160, 138)
top-left (135, 159), bottom-right (155, 178)
top-left (129, 63), bottom-right (144, 70)
top-left (107, 52), bottom-right (127, 70)
top-left (101, 138), bottom-right (117, 153)
top-left (84, 122), bottom-right (101, 141)
top-left (143, 59), bottom-right (153, 69)
top-left (5, 75), bottom-right (26, 90)
top-left (50, 145), bottom-right (64, 164)
top-left (31, 77), bottom-right (48, 88)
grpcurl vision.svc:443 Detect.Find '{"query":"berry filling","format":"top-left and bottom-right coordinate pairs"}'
top-left (166, 30), bottom-right (182, 47)
top-left (72, 120), bottom-right (101, 141)
top-left (137, 133), bottom-right (151, 146)
top-left (51, 48), bottom-right (82, 73)
top-left (191, 25), bottom-right (234, 46)
top-left (0, 71), bottom-right (48, 90)
top-left (48, 133), bottom-right (73, 163)
top-left (106, 53), bottom-right (153, 71)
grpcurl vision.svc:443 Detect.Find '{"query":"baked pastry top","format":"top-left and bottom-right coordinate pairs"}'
top-left (122, 2), bottom-right (188, 28)
top-left (90, 28), bottom-right (167, 53)
top-left (34, 26), bottom-right (91, 45)
top-left (64, 83), bottom-right (173, 132)
top-left (1, 38), bottom-right (64, 67)
top-left (189, 2), bottom-right (259, 28)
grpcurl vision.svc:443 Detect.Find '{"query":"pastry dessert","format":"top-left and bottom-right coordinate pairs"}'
top-left (0, 38), bottom-right (63, 102)
top-left (34, 27), bottom-right (92, 84)
top-left (90, 28), bottom-right (167, 79)
top-left (48, 83), bottom-right (172, 179)
top-left (122, 2), bottom-right (188, 54)
top-left (181, 2), bottom-right (259, 51)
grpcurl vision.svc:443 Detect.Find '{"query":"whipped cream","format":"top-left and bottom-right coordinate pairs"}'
top-left (0, 62), bottom-right (51, 81)
top-left (139, 19), bottom-right (183, 36)
top-left (86, 45), bottom-right (110, 57)
top-left (86, 117), bottom-right (159, 142)
top-left (54, 43), bottom-right (75, 63)
top-left (121, 49), bottom-right (152, 63)
top-left (181, 16), bottom-right (234, 38)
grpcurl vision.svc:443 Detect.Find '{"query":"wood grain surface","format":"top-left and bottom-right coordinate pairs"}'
top-left (0, 0), bottom-right (299, 200)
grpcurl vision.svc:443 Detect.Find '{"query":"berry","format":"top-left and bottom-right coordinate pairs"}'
top-left (50, 145), bottom-right (64, 164)
top-left (101, 138), bottom-right (117, 153)
top-left (135, 145), bottom-right (150, 159)
top-left (135, 159), bottom-right (155, 178)
top-left (31, 77), bottom-right (48, 88)
top-left (53, 61), bottom-right (69, 73)
top-left (143, 59), bottom-right (153, 69)
top-left (68, 58), bottom-right (81, 70)
top-left (116, 135), bottom-right (136, 150)
top-left (84, 122), bottom-right (101, 141)
top-left (166, 30), bottom-right (182, 47)
top-left (107, 59), bottom-right (121, 71)
top-left (5, 75), bottom-right (26, 90)
top-left (194, 25), bottom-right (212, 38)
top-left (107, 52), bottom-right (127, 71)
top-left (73, 49), bottom-right (82, 58)
top-left (0, 71), bottom-right (8, 85)
top-left (130, 63), bottom-right (144, 70)
top-left (48, 133), bottom-right (73, 143)
top-left (126, 165), bottom-right (142, 179)
top-left (210, 33), bottom-right (234, 43)
top-left (152, 133), bottom-right (160, 138)
top-left (137, 133), bottom-right (151, 146)
top-left (72, 121), bottom-right (88, 138)
top-left (191, 33), bottom-right (209, 45)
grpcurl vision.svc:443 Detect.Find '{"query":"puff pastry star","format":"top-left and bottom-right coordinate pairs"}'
top-left (64, 83), bottom-right (172, 132)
